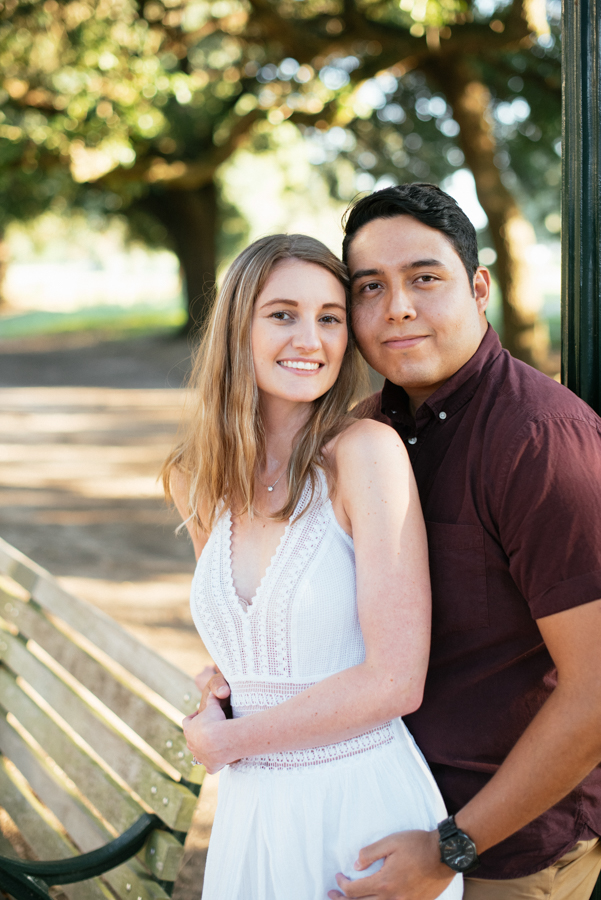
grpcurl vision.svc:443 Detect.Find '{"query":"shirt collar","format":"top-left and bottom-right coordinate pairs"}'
top-left (381, 325), bottom-right (503, 430)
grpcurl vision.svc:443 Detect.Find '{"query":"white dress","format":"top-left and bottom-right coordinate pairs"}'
top-left (191, 474), bottom-right (463, 900)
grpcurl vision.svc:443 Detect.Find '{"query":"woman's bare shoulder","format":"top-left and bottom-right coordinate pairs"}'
top-left (332, 418), bottom-right (407, 465)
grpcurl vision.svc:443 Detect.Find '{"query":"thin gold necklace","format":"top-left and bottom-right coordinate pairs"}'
top-left (260, 467), bottom-right (286, 492)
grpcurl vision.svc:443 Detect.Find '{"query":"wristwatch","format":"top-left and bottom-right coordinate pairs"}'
top-left (437, 816), bottom-right (480, 874)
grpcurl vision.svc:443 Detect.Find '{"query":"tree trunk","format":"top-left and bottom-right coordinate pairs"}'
top-left (433, 58), bottom-right (550, 371)
top-left (140, 182), bottom-right (218, 334)
top-left (0, 236), bottom-right (9, 309)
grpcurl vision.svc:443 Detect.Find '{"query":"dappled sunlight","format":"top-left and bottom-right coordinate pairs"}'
top-left (0, 381), bottom-right (203, 676)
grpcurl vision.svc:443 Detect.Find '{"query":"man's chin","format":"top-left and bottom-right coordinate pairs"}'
top-left (376, 364), bottom-right (434, 390)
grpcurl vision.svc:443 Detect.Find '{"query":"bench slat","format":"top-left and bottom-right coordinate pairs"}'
top-left (0, 666), bottom-right (142, 835)
top-left (0, 712), bottom-right (108, 853)
top-left (0, 758), bottom-right (111, 900)
top-left (0, 588), bottom-right (195, 777)
top-left (0, 629), bottom-right (198, 832)
top-left (0, 538), bottom-right (201, 716)
top-left (0, 714), bottom-right (174, 899)
top-left (0, 667), bottom-right (185, 883)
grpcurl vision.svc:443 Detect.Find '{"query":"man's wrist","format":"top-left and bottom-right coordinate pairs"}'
top-left (437, 815), bottom-right (480, 874)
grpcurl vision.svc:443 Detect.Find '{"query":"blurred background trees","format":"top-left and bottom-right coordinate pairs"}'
top-left (0, 0), bottom-right (561, 367)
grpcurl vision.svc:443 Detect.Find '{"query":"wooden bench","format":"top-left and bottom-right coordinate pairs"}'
top-left (0, 536), bottom-right (203, 900)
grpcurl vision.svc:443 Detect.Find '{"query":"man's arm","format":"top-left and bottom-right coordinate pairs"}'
top-left (328, 596), bottom-right (601, 900)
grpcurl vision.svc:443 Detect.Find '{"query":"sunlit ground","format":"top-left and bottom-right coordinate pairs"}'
top-left (0, 382), bottom-right (212, 677)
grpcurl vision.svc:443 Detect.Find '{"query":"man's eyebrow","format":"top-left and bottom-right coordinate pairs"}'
top-left (350, 259), bottom-right (448, 283)
top-left (403, 258), bottom-right (447, 270)
top-left (350, 268), bottom-right (382, 283)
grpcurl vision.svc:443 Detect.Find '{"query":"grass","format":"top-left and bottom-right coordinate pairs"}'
top-left (0, 300), bottom-right (187, 342)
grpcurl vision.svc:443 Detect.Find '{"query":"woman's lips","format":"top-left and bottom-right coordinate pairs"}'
top-left (277, 360), bottom-right (324, 374)
top-left (384, 335), bottom-right (428, 350)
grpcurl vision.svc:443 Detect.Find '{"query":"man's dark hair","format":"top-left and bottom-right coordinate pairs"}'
top-left (342, 183), bottom-right (480, 293)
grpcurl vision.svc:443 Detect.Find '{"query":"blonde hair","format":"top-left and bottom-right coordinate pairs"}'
top-left (161, 233), bottom-right (369, 531)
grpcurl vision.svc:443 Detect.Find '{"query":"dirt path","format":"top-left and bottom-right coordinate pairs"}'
top-left (0, 332), bottom-right (217, 897)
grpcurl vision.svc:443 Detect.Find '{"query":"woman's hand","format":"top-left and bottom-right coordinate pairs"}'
top-left (183, 692), bottom-right (232, 774)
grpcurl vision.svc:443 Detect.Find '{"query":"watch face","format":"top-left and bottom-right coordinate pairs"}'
top-left (441, 835), bottom-right (478, 871)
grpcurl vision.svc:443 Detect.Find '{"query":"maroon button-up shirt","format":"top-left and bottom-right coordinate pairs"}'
top-left (363, 326), bottom-right (601, 879)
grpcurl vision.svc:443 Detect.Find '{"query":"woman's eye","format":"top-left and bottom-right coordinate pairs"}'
top-left (320, 315), bottom-right (341, 324)
top-left (270, 311), bottom-right (291, 320)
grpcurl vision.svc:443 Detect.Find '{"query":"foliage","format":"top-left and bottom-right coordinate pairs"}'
top-left (0, 0), bottom-right (562, 360)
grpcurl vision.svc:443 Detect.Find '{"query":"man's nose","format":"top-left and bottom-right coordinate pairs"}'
top-left (386, 285), bottom-right (417, 322)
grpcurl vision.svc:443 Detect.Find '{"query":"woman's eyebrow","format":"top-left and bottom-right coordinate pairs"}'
top-left (259, 298), bottom-right (346, 310)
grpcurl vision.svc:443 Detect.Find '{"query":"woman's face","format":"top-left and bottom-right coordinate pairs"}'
top-left (251, 259), bottom-right (348, 406)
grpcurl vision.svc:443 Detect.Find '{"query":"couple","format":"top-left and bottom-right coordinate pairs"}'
top-left (165, 183), bottom-right (601, 900)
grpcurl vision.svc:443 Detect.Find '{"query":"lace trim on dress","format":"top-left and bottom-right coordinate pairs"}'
top-left (232, 723), bottom-right (395, 771)
top-left (229, 676), bottom-right (395, 771)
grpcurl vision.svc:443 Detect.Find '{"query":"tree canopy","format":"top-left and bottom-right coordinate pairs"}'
top-left (0, 0), bottom-right (561, 363)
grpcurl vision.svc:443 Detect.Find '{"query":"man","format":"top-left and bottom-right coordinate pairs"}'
top-left (328, 183), bottom-right (601, 899)
top-left (201, 183), bottom-right (601, 899)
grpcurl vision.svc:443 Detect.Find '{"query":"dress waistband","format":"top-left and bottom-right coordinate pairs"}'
top-left (228, 676), bottom-right (395, 771)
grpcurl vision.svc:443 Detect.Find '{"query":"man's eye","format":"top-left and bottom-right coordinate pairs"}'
top-left (358, 281), bottom-right (381, 293)
top-left (416, 275), bottom-right (437, 283)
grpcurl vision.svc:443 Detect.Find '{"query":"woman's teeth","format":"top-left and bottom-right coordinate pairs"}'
top-left (279, 361), bottom-right (321, 370)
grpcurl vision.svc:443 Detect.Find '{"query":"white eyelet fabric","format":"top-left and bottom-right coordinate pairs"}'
top-left (191, 472), bottom-right (462, 900)
top-left (190, 473), bottom-right (393, 769)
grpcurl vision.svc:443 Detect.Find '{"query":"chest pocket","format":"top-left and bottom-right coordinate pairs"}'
top-left (426, 522), bottom-right (488, 637)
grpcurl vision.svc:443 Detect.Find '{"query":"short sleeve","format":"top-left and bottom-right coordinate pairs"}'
top-left (497, 415), bottom-right (601, 619)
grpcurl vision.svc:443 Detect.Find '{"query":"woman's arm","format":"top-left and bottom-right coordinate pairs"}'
top-left (183, 420), bottom-right (432, 772)
top-left (169, 467), bottom-right (209, 561)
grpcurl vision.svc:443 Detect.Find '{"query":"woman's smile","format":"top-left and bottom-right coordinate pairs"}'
top-left (277, 358), bottom-right (325, 373)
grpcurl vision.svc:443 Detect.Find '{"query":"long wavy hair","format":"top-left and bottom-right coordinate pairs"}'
top-left (161, 233), bottom-right (369, 531)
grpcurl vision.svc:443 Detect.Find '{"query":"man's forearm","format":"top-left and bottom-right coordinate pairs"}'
top-left (456, 681), bottom-right (601, 854)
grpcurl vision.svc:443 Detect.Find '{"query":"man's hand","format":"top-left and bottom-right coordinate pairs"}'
top-left (196, 667), bottom-right (232, 717)
top-left (194, 664), bottom-right (217, 694)
top-left (327, 829), bottom-right (455, 900)
top-left (183, 692), bottom-right (229, 774)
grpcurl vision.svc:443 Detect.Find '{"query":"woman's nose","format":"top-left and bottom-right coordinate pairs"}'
top-left (292, 319), bottom-right (321, 350)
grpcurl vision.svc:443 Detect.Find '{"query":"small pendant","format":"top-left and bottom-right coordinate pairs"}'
top-left (267, 485), bottom-right (274, 492)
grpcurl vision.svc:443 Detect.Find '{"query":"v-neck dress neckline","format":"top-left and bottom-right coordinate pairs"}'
top-left (224, 509), bottom-right (292, 614)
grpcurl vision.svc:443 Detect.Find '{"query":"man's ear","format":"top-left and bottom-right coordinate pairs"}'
top-left (474, 266), bottom-right (491, 315)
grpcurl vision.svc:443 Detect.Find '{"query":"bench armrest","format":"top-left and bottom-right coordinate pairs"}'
top-left (0, 812), bottom-right (161, 897)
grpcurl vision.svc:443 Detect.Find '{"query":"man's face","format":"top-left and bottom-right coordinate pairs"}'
top-left (348, 215), bottom-right (490, 412)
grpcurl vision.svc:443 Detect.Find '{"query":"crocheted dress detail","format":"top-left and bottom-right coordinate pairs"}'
top-left (190, 473), bottom-right (394, 770)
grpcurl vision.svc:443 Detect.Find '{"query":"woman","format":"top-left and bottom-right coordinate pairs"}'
top-left (163, 234), bottom-right (462, 900)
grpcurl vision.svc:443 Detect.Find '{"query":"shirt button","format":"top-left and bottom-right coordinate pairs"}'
top-left (408, 437), bottom-right (417, 445)
top-left (438, 411), bottom-right (447, 420)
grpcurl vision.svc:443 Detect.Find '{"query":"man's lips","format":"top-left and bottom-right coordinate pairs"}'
top-left (383, 335), bottom-right (428, 350)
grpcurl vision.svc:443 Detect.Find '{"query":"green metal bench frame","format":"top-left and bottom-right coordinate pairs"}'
top-left (0, 815), bottom-right (160, 900)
